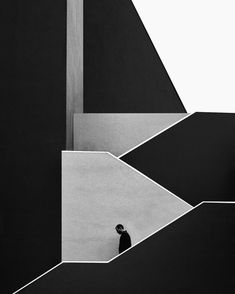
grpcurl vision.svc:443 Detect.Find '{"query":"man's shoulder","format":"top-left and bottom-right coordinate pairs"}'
top-left (122, 231), bottom-right (130, 238)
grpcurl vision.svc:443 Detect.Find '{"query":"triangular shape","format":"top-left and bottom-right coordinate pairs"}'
top-left (121, 113), bottom-right (235, 205)
top-left (84, 0), bottom-right (186, 112)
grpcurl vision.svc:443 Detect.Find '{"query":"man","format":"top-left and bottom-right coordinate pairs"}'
top-left (115, 224), bottom-right (132, 254)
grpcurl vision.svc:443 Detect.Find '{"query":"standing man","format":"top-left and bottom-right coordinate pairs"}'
top-left (115, 224), bottom-right (132, 254)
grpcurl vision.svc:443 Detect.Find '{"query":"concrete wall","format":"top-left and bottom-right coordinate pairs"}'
top-left (67, 0), bottom-right (83, 149)
top-left (62, 152), bottom-right (191, 261)
top-left (74, 113), bottom-right (188, 156)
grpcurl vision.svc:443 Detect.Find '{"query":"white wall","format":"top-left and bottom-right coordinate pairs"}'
top-left (62, 152), bottom-right (192, 261)
top-left (74, 114), bottom-right (188, 156)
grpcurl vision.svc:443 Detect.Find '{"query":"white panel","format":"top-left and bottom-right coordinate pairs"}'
top-left (62, 152), bottom-right (192, 261)
top-left (74, 113), bottom-right (188, 156)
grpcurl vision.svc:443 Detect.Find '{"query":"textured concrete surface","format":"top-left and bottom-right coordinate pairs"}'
top-left (74, 113), bottom-right (188, 156)
top-left (67, 0), bottom-right (83, 149)
top-left (62, 152), bottom-right (191, 261)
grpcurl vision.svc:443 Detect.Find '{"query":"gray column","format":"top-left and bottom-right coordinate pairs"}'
top-left (66, 0), bottom-right (83, 150)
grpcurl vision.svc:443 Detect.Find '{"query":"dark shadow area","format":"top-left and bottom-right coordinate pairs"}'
top-left (84, 0), bottom-right (186, 113)
top-left (121, 112), bottom-right (235, 205)
top-left (18, 204), bottom-right (235, 293)
top-left (1, 1), bottom-right (66, 293)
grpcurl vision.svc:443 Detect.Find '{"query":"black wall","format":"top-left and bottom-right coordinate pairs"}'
top-left (17, 204), bottom-right (235, 293)
top-left (84, 0), bottom-right (186, 113)
top-left (121, 112), bottom-right (235, 205)
top-left (1, 1), bottom-right (66, 293)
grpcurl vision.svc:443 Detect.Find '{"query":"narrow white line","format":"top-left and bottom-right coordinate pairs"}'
top-left (108, 152), bottom-right (192, 208)
top-left (195, 111), bottom-right (235, 114)
top-left (62, 150), bottom-right (109, 154)
top-left (202, 201), bottom-right (235, 204)
top-left (118, 113), bottom-right (194, 158)
top-left (62, 260), bottom-right (108, 264)
top-left (12, 262), bottom-right (63, 294)
top-left (108, 202), bottom-right (203, 263)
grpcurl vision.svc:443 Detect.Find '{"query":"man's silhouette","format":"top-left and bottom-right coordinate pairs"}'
top-left (115, 224), bottom-right (131, 254)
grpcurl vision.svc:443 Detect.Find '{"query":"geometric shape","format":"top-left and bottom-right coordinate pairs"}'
top-left (17, 203), bottom-right (235, 293)
top-left (84, 0), bottom-right (186, 113)
top-left (74, 113), bottom-right (189, 156)
top-left (121, 113), bottom-right (235, 205)
top-left (62, 152), bottom-right (191, 261)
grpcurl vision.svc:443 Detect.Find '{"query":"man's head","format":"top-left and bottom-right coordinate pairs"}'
top-left (115, 224), bottom-right (125, 235)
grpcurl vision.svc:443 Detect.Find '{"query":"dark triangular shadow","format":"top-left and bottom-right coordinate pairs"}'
top-left (121, 113), bottom-right (235, 205)
top-left (84, 0), bottom-right (186, 113)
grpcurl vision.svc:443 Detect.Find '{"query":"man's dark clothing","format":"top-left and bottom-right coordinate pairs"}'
top-left (119, 230), bottom-right (131, 253)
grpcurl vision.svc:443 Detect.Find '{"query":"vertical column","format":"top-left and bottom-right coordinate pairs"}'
top-left (67, 0), bottom-right (83, 150)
